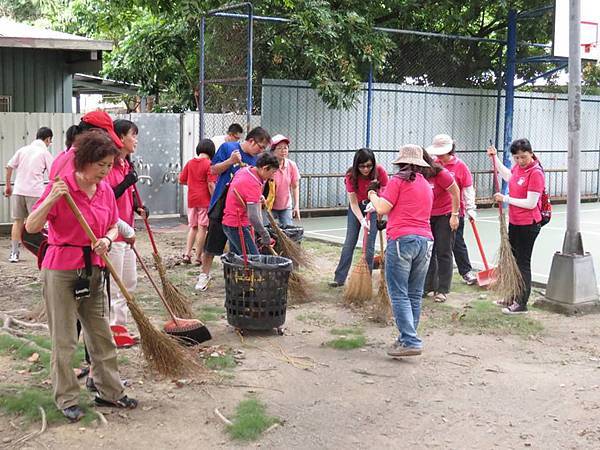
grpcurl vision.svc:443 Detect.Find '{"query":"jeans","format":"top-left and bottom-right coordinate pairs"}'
top-left (425, 214), bottom-right (456, 294)
top-left (453, 216), bottom-right (473, 276)
top-left (333, 206), bottom-right (378, 284)
top-left (509, 222), bottom-right (541, 306)
top-left (271, 209), bottom-right (293, 227)
top-left (385, 235), bottom-right (433, 349)
top-left (223, 225), bottom-right (259, 255)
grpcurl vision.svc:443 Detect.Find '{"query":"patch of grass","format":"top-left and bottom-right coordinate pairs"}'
top-left (421, 299), bottom-right (543, 337)
top-left (0, 386), bottom-right (95, 425)
top-left (198, 305), bottom-right (226, 322)
top-left (296, 312), bottom-right (335, 327)
top-left (325, 327), bottom-right (367, 350)
top-left (330, 327), bottom-right (363, 336)
top-left (205, 354), bottom-right (236, 370)
top-left (451, 273), bottom-right (486, 295)
top-left (227, 397), bottom-right (278, 441)
top-left (118, 355), bottom-right (130, 365)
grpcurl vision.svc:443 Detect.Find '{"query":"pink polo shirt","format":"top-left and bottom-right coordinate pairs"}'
top-left (222, 167), bottom-right (264, 227)
top-left (437, 156), bottom-right (473, 215)
top-left (345, 164), bottom-right (389, 202)
top-left (272, 158), bottom-right (300, 210)
top-left (33, 173), bottom-right (119, 270)
top-left (7, 140), bottom-right (53, 197)
top-left (428, 168), bottom-right (455, 216)
top-left (381, 173), bottom-right (433, 240)
top-left (49, 147), bottom-right (75, 180)
top-left (105, 157), bottom-right (135, 238)
top-left (508, 160), bottom-right (545, 225)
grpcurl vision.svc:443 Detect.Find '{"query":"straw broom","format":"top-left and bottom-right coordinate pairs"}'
top-left (133, 186), bottom-right (194, 319)
top-left (344, 217), bottom-right (373, 305)
top-left (63, 189), bottom-right (201, 378)
top-left (490, 155), bottom-right (524, 305)
top-left (373, 229), bottom-right (392, 322)
top-left (265, 209), bottom-right (312, 269)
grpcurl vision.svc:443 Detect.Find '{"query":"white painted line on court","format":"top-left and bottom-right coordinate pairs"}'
top-left (305, 231), bottom-right (346, 242)
top-left (303, 227), bottom-right (347, 233)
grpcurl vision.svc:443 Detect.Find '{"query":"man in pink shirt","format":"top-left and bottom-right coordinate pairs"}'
top-left (4, 127), bottom-right (54, 262)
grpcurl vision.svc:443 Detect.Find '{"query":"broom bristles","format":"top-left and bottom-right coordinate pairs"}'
top-left (288, 272), bottom-right (310, 304)
top-left (152, 253), bottom-right (194, 319)
top-left (491, 213), bottom-right (524, 304)
top-left (127, 298), bottom-right (203, 378)
top-left (373, 263), bottom-right (392, 323)
top-left (344, 258), bottom-right (372, 305)
top-left (266, 213), bottom-right (312, 269)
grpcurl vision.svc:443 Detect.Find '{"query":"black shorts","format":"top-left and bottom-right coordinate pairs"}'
top-left (204, 218), bottom-right (228, 255)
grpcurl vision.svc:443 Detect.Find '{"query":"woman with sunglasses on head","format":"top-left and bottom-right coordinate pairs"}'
top-left (329, 148), bottom-right (388, 287)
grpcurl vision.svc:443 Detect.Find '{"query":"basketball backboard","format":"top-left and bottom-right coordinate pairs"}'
top-left (553, 0), bottom-right (600, 60)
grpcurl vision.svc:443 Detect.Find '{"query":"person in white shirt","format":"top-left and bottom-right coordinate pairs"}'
top-left (211, 123), bottom-right (244, 152)
top-left (4, 127), bottom-right (54, 262)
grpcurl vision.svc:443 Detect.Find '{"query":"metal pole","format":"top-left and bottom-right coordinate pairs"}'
top-left (502, 9), bottom-right (517, 193)
top-left (246, 3), bottom-right (254, 133)
top-left (366, 63), bottom-right (373, 148)
top-left (563, 0), bottom-right (584, 254)
top-left (494, 46), bottom-right (503, 149)
top-left (199, 16), bottom-right (206, 139)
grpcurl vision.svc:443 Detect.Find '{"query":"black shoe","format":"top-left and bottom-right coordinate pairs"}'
top-left (86, 377), bottom-right (98, 393)
top-left (94, 395), bottom-right (138, 409)
top-left (62, 405), bottom-right (85, 422)
top-left (328, 281), bottom-right (344, 288)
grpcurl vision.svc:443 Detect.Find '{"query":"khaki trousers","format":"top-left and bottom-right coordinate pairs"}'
top-left (42, 267), bottom-right (124, 409)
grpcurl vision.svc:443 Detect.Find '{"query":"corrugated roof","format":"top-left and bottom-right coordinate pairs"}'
top-left (0, 17), bottom-right (112, 51)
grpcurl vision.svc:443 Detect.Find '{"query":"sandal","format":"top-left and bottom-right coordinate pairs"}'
top-left (94, 395), bottom-right (138, 409)
top-left (434, 292), bottom-right (447, 303)
top-left (75, 366), bottom-right (90, 379)
top-left (182, 254), bottom-right (192, 264)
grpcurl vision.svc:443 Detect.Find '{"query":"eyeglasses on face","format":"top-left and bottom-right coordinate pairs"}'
top-left (358, 162), bottom-right (374, 169)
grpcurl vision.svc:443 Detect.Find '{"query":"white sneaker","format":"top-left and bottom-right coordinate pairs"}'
top-left (8, 251), bottom-right (19, 263)
top-left (195, 273), bottom-right (211, 291)
top-left (462, 271), bottom-right (477, 285)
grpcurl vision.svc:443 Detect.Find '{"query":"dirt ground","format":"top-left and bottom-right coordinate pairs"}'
top-left (1, 220), bottom-right (600, 450)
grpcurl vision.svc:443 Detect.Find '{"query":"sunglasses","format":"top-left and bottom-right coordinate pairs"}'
top-left (358, 162), bottom-right (374, 170)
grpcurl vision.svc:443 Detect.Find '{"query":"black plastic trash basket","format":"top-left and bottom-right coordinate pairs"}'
top-left (221, 252), bottom-right (293, 332)
top-left (263, 225), bottom-right (304, 255)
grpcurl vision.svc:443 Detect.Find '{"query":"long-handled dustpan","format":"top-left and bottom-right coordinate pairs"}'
top-left (468, 217), bottom-right (496, 286)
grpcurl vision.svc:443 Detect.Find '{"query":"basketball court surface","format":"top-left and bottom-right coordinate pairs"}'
top-left (301, 203), bottom-right (600, 287)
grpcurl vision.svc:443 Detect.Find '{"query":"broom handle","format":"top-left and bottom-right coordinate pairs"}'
top-left (490, 154), bottom-right (504, 214)
top-left (362, 213), bottom-right (370, 257)
top-left (378, 229), bottom-right (385, 262)
top-left (132, 185), bottom-right (159, 255)
top-left (131, 244), bottom-right (178, 323)
top-left (468, 217), bottom-right (491, 271)
top-left (62, 189), bottom-right (136, 307)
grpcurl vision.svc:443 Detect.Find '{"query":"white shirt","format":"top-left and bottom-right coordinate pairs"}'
top-left (211, 135), bottom-right (227, 152)
top-left (7, 140), bottom-right (53, 197)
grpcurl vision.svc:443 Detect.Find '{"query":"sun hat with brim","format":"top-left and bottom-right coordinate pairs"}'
top-left (425, 134), bottom-right (453, 156)
top-left (81, 110), bottom-right (123, 148)
top-left (392, 145), bottom-right (430, 167)
top-left (270, 134), bottom-right (290, 149)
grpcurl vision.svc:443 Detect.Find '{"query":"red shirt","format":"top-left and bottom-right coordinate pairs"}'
top-left (381, 173), bottom-right (433, 240)
top-left (222, 167), bottom-right (264, 227)
top-left (105, 158), bottom-right (135, 239)
top-left (345, 164), bottom-right (389, 201)
top-left (438, 156), bottom-right (473, 215)
top-left (508, 160), bottom-right (545, 225)
top-left (33, 173), bottom-right (119, 270)
top-left (179, 157), bottom-right (216, 208)
top-left (428, 168), bottom-right (455, 216)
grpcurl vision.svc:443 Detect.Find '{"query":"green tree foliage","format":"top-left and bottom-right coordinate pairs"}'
top-left (9, 0), bottom-right (572, 111)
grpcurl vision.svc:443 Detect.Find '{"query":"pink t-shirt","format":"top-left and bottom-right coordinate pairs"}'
top-left (380, 173), bottom-right (433, 240)
top-left (7, 140), bottom-right (53, 197)
top-left (508, 160), bottom-right (545, 225)
top-left (272, 158), bottom-right (300, 210)
top-left (222, 167), bottom-right (264, 227)
top-left (33, 173), bottom-right (119, 270)
top-left (438, 156), bottom-right (473, 215)
top-left (345, 164), bottom-right (389, 201)
top-left (428, 168), bottom-right (455, 216)
top-left (49, 147), bottom-right (75, 180)
top-left (105, 158), bottom-right (135, 239)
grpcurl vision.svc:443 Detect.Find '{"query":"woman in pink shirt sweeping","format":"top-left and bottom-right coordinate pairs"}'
top-left (487, 139), bottom-right (545, 315)
top-left (268, 134), bottom-right (301, 226)
top-left (365, 145), bottom-right (434, 358)
top-left (26, 130), bottom-right (138, 422)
